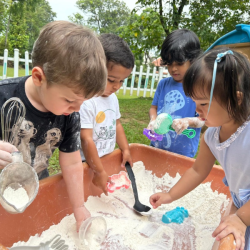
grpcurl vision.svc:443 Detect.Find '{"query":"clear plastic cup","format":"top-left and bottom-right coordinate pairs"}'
top-left (79, 216), bottom-right (107, 249)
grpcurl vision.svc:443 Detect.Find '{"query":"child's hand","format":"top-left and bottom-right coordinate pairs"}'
top-left (150, 192), bottom-right (174, 209)
top-left (0, 141), bottom-right (18, 169)
top-left (147, 119), bottom-right (156, 132)
top-left (212, 213), bottom-right (246, 250)
top-left (121, 149), bottom-right (133, 168)
top-left (73, 206), bottom-right (91, 232)
top-left (92, 170), bottom-right (110, 196)
top-left (172, 118), bottom-right (189, 135)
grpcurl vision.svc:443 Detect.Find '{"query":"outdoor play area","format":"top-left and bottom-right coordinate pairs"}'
top-left (0, 3), bottom-right (250, 248)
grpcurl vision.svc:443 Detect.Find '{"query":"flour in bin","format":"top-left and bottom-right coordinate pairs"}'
top-left (3, 186), bottom-right (29, 209)
top-left (11, 161), bottom-right (229, 250)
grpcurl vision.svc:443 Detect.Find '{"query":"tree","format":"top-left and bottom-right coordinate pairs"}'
top-left (119, 8), bottom-right (165, 63)
top-left (134, 0), bottom-right (250, 49)
top-left (186, 1), bottom-right (250, 49)
top-left (25, 0), bottom-right (56, 51)
top-left (0, 0), bottom-right (8, 34)
top-left (3, 0), bottom-right (41, 49)
top-left (134, 0), bottom-right (188, 36)
top-left (0, 0), bottom-right (56, 55)
top-left (69, 0), bottom-right (131, 34)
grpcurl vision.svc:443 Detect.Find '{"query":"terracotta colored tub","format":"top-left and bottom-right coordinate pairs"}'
top-left (0, 143), bottom-right (235, 249)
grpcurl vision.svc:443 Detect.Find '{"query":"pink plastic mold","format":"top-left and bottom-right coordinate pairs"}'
top-left (107, 171), bottom-right (131, 193)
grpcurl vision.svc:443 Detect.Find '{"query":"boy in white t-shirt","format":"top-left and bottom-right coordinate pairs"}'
top-left (79, 34), bottom-right (134, 195)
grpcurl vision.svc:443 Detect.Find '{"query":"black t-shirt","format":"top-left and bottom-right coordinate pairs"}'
top-left (0, 76), bottom-right (81, 179)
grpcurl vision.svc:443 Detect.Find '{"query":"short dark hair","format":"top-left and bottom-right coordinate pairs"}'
top-left (161, 29), bottom-right (201, 65)
top-left (183, 48), bottom-right (250, 123)
top-left (98, 33), bottom-right (134, 69)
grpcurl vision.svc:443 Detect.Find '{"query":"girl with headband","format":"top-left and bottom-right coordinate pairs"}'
top-left (150, 48), bottom-right (250, 250)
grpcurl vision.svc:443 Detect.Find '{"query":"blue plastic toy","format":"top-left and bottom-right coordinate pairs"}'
top-left (162, 207), bottom-right (189, 224)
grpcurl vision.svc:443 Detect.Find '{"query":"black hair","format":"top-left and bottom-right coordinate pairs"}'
top-left (98, 33), bottom-right (134, 69)
top-left (161, 29), bottom-right (201, 65)
top-left (183, 48), bottom-right (250, 123)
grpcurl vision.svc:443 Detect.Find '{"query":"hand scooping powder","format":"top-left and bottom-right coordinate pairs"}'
top-left (3, 186), bottom-right (29, 209)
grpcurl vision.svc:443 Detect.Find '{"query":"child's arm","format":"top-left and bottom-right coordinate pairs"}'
top-left (59, 150), bottom-right (91, 232)
top-left (172, 117), bottom-right (205, 134)
top-left (147, 105), bottom-right (158, 131)
top-left (212, 201), bottom-right (248, 250)
top-left (80, 129), bottom-right (109, 195)
top-left (0, 141), bottom-right (18, 169)
top-left (116, 119), bottom-right (132, 167)
top-left (150, 135), bottom-right (215, 208)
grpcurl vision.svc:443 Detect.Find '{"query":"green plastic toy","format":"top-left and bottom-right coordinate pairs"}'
top-left (153, 113), bottom-right (196, 139)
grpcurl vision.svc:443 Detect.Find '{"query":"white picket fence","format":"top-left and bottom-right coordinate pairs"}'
top-left (0, 49), bottom-right (169, 97)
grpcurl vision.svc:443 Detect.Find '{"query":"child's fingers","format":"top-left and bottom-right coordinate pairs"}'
top-left (0, 141), bottom-right (18, 153)
top-left (149, 194), bottom-right (161, 208)
top-left (213, 225), bottom-right (245, 250)
top-left (212, 222), bottom-right (227, 238)
top-left (235, 236), bottom-right (245, 250)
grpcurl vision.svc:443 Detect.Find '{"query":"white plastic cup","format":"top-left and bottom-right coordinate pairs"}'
top-left (79, 216), bottom-right (107, 249)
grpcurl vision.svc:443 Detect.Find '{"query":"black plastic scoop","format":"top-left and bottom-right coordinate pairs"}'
top-left (125, 162), bottom-right (152, 216)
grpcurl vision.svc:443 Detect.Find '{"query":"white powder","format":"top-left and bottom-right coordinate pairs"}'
top-left (3, 186), bottom-right (29, 209)
top-left (12, 161), bottom-right (229, 250)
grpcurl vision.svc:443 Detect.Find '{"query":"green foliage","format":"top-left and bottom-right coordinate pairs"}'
top-left (0, 0), bottom-right (56, 56)
top-left (0, 0), bottom-right (8, 34)
top-left (133, 0), bottom-right (250, 50)
top-left (119, 8), bottom-right (165, 62)
top-left (134, 0), bottom-right (188, 35)
top-left (8, 19), bottom-right (29, 56)
top-left (70, 0), bottom-right (131, 34)
top-left (186, 0), bottom-right (250, 50)
top-left (25, 0), bottom-right (56, 51)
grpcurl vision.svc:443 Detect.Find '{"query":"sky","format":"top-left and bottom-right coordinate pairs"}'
top-left (48, 0), bottom-right (137, 21)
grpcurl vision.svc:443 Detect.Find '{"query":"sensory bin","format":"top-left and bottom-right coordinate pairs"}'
top-left (0, 143), bottom-right (234, 250)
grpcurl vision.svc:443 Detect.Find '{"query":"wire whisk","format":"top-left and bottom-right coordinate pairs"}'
top-left (1, 97), bottom-right (26, 144)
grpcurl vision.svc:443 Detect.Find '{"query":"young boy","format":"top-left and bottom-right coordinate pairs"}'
top-left (148, 29), bottom-right (204, 158)
top-left (0, 21), bottom-right (107, 231)
top-left (80, 34), bottom-right (134, 195)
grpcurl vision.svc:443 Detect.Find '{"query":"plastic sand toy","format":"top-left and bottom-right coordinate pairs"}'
top-left (162, 207), bottom-right (189, 224)
top-left (154, 113), bottom-right (196, 138)
top-left (107, 171), bottom-right (131, 193)
top-left (143, 128), bottom-right (163, 141)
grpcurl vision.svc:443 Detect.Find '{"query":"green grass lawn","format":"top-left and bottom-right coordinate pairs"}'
top-left (0, 65), bottom-right (31, 78)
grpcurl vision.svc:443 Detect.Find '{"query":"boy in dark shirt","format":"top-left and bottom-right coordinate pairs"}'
top-left (0, 21), bottom-right (107, 231)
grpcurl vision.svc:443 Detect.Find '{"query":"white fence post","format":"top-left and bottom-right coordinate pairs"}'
top-left (14, 49), bottom-right (19, 77)
top-left (150, 67), bottom-right (156, 97)
top-left (158, 67), bottom-right (163, 84)
top-left (123, 78), bottom-right (127, 95)
top-left (3, 49), bottom-right (8, 79)
top-left (143, 66), bottom-right (150, 97)
top-left (136, 65), bottom-right (143, 97)
top-left (25, 51), bottom-right (29, 76)
top-left (130, 65), bottom-right (136, 96)
top-left (1, 49), bottom-right (170, 95)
